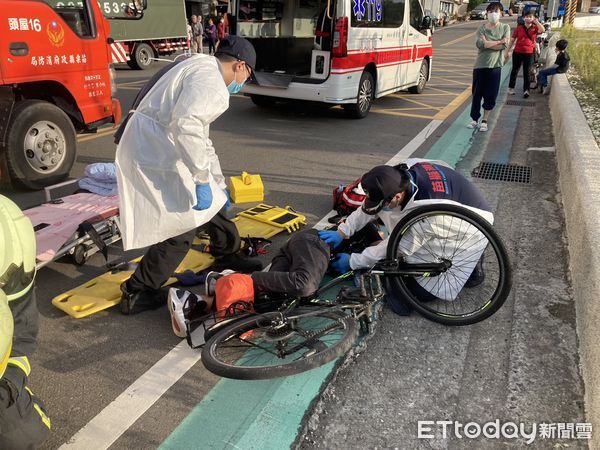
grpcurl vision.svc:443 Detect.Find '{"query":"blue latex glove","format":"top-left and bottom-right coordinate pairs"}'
top-left (318, 230), bottom-right (344, 249)
top-left (224, 188), bottom-right (231, 210)
top-left (331, 253), bottom-right (351, 274)
top-left (193, 183), bottom-right (212, 211)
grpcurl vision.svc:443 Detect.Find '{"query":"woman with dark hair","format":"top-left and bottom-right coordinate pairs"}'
top-left (507, 10), bottom-right (544, 98)
top-left (205, 18), bottom-right (217, 55)
top-left (468, 2), bottom-right (511, 132)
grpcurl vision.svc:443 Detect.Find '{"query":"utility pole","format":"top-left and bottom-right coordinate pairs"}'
top-left (563, 0), bottom-right (577, 25)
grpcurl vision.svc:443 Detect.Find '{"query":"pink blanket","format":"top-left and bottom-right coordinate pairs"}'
top-left (24, 193), bottom-right (119, 263)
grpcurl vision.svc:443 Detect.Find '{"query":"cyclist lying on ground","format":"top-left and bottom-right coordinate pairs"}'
top-left (168, 159), bottom-right (495, 336)
top-left (319, 158), bottom-right (494, 314)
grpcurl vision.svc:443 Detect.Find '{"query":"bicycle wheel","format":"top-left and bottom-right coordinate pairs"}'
top-left (386, 204), bottom-right (512, 326)
top-left (201, 308), bottom-right (358, 380)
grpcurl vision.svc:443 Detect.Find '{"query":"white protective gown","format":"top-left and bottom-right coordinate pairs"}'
top-left (116, 55), bottom-right (229, 250)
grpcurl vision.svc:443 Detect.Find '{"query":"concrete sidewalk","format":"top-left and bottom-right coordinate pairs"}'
top-left (298, 84), bottom-right (587, 448)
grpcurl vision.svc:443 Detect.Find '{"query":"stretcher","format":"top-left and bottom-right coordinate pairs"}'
top-left (41, 198), bottom-right (306, 319)
top-left (23, 180), bottom-right (122, 269)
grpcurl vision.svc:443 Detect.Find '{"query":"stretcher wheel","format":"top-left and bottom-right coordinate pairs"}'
top-left (72, 244), bottom-right (88, 266)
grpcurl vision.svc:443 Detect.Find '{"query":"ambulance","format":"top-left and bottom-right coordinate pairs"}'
top-left (238, 0), bottom-right (434, 118)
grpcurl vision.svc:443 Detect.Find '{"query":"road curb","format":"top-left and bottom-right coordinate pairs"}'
top-left (550, 74), bottom-right (600, 449)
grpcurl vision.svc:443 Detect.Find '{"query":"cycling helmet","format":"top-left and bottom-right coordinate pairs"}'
top-left (360, 164), bottom-right (411, 215)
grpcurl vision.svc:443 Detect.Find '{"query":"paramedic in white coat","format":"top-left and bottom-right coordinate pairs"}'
top-left (116, 36), bottom-right (262, 315)
top-left (319, 159), bottom-right (494, 315)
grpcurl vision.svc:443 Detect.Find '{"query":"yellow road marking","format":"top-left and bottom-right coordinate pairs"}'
top-left (432, 61), bottom-right (474, 67)
top-left (77, 127), bottom-right (116, 143)
top-left (440, 33), bottom-right (476, 47)
top-left (370, 109), bottom-right (436, 119)
top-left (432, 68), bottom-right (473, 75)
top-left (433, 86), bottom-right (472, 120)
top-left (389, 96), bottom-right (443, 110)
top-left (435, 76), bottom-right (471, 86)
top-left (426, 86), bottom-right (457, 95)
top-left (392, 93), bottom-right (456, 97)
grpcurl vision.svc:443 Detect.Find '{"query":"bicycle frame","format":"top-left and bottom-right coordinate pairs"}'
top-left (192, 256), bottom-right (451, 348)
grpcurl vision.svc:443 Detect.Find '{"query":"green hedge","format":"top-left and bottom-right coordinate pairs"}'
top-left (560, 26), bottom-right (600, 97)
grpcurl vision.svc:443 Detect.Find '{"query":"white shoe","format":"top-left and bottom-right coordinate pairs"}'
top-left (543, 86), bottom-right (550, 95)
top-left (467, 120), bottom-right (478, 129)
top-left (479, 121), bottom-right (488, 132)
top-left (508, 88), bottom-right (515, 95)
top-left (168, 288), bottom-right (197, 338)
top-left (205, 269), bottom-right (236, 296)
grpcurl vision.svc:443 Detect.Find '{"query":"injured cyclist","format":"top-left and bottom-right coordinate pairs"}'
top-left (167, 158), bottom-right (494, 336)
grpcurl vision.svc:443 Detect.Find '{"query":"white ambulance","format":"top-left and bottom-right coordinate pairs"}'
top-left (236, 0), bottom-right (434, 118)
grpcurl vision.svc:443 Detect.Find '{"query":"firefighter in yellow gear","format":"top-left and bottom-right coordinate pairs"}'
top-left (0, 195), bottom-right (50, 449)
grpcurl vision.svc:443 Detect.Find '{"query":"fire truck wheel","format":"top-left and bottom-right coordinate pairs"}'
top-left (409, 60), bottom-right (429, 94)
top-left (130, 43), bottom-right (155, 70)
top-left (6, 100), bottom-right (76, 190)
top-left (343, 71), bottom-right (374, 119)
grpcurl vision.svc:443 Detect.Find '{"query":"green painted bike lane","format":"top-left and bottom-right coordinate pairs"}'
top-left (161, 63), bottom-right (514, 450)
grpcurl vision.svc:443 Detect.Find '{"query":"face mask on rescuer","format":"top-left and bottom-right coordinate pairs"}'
top-left (488, 12), bottom-right (500, 23)
top-left (227, 70), bottom-right (245, 94)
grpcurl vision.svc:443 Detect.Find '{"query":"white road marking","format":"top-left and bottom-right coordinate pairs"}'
top-left (59, 342), bottom-right (200, 450)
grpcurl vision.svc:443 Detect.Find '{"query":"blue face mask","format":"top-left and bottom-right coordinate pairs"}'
top-left (227, 69), bottom-right (246, 94)
top-left (227, 79), bottom-right (245, 94)
top-left (382, 206), bottom-right (392, 212)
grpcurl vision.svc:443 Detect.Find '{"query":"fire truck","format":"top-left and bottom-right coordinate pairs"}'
top-left (51, 0), bottom-right (189, 70)
top-left (0, 0), bottom-right (146, 189)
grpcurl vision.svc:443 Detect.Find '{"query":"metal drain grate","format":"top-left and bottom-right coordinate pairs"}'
top-left (472, 162), bottom-right (532, 184)
top-left (505, 100), bottom-right (535, 107)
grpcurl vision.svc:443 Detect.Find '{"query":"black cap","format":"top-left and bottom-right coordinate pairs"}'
top-left (361, 165), bottom-right (410, 215)
top-left (215, 36), bottom-right (257, 80)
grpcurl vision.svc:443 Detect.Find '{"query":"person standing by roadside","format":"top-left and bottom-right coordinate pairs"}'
top-left (205, 18), bottom-right (217, 55)
top-left (218, 16), bottom-right (227, 43)
top-left (191, 15), bottom-right (204, 53)
top-left (506, 11), bottom-right (544, 98)
top-left (468, 2), bottom-right (511, 132)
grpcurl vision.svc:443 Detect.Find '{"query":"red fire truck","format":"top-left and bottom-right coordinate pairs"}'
top-left (0, 0), bottom-right (145, 189)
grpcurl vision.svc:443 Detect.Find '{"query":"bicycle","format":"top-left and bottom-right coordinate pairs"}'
top-left (194, 204), bottom-right (512, 380)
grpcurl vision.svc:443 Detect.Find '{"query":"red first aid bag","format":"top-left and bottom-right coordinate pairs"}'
top-left (215, 273), bottom-right (255, 320)
top-left (332, 177), bottom-right (366, 216)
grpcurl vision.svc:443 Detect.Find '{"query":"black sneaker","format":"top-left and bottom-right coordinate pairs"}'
top-left (465, 258), bottom-right (485, 288)
top-left (523, 90), bottom-right (530, 99)
top-left (120, 281), bottom-right (166, 315)
top-left (212, 253), bottom-right (263, 273)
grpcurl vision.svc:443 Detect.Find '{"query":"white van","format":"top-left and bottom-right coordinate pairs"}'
top-left (237, 0), bottom-right (434, 118)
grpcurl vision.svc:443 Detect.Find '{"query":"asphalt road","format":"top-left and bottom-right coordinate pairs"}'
top-left (3, 18), bottom-right (583, 450)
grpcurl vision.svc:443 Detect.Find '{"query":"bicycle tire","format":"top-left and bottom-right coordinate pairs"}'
top-left (202, 308), bottom-right (358, 380)
top-left (386, 204), bottom-right (512, 326)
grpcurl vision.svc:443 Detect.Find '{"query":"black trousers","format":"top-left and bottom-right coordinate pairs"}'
top-left (129, 209), bottom-right (240, 291)
top-left (251, 229), bottom-right (330, 298)
top-left (509, 52), bottom-right (534, 91)
top-left (0, 290), bottom-right (50, 449)
top-left (470, 67), bottom-right (502, 121)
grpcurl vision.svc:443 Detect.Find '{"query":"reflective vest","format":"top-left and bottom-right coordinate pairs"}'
top-left (0, 195), bottom-right (36, 302)
top-left (0, 290), bottom-right (12, 378)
